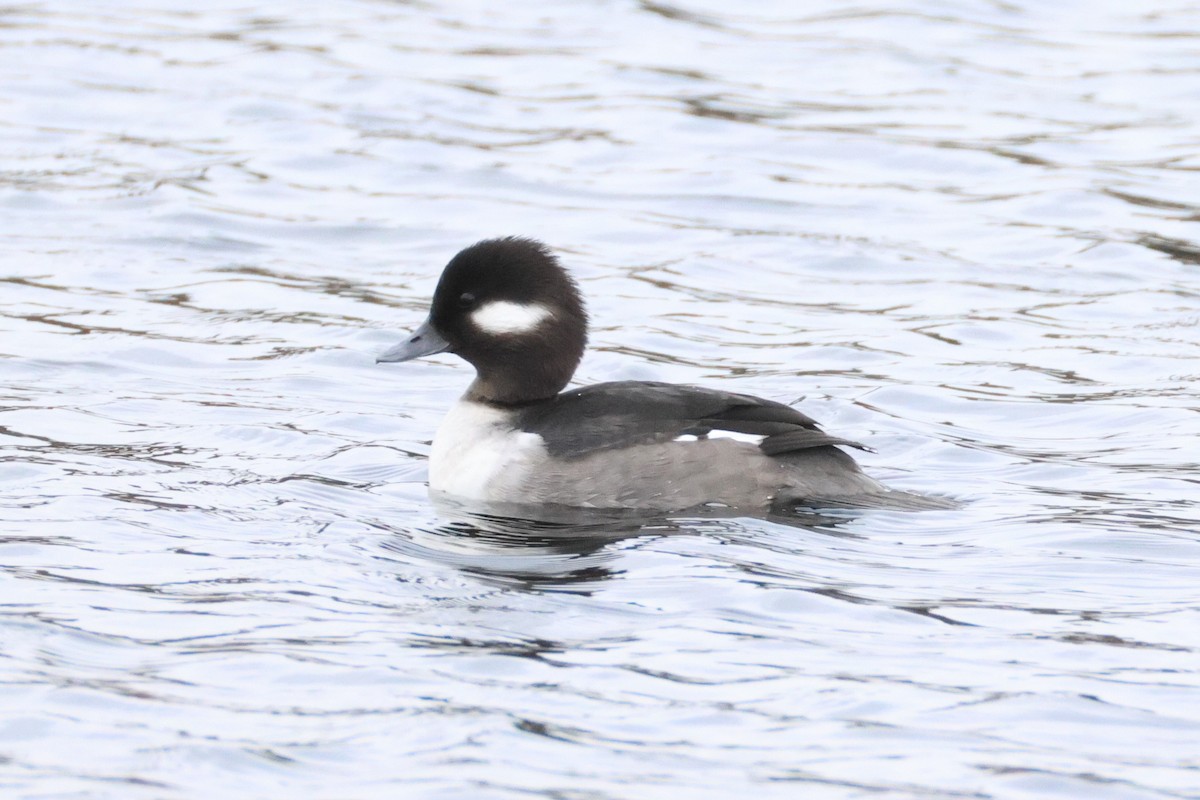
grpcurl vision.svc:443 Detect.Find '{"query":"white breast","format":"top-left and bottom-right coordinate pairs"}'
top-left (428, 399), bottom-right (546, 501)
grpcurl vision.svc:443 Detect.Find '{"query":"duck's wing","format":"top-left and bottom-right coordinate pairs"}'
top-left (516, 380), bottom-right (869, 459)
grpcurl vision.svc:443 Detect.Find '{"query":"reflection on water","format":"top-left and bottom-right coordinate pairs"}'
top-left (3, 1), bottom-right (1200, 798)
top-left (373, 496), bottom-right (877, 592)
top-left (375, 502), bottom-right (651, 591)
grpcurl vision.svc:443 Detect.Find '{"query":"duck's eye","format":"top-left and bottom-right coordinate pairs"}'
top-left (458, 292), bottom-right (476, 309)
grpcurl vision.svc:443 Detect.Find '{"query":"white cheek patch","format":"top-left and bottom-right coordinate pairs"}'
top-left (471, 301), bottom-right (554, 335)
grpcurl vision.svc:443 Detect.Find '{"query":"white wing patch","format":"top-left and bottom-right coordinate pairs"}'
top-left (471, 301), bottom-right (553, 335)
top-left (674, 430), bottom-right (765, 445)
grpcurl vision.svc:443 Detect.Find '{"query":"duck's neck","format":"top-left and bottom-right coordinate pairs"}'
top-left (460, 328), bottom-right (585, 406)
top-left (465, 366), bottom-right (569, 407)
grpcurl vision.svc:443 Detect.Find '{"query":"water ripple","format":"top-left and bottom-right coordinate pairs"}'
top-left (3, 1), bottom-right (1200, 798)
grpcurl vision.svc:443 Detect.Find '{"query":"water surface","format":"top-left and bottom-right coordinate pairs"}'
top-left (3, 2), bottom-right (1200, 798)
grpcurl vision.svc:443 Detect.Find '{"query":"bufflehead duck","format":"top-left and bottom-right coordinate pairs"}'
top-left (379, 237), bottom-right (930, 514)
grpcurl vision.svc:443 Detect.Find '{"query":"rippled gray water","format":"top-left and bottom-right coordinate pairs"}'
top-left (3, 2), bottom-right (1200, 798)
